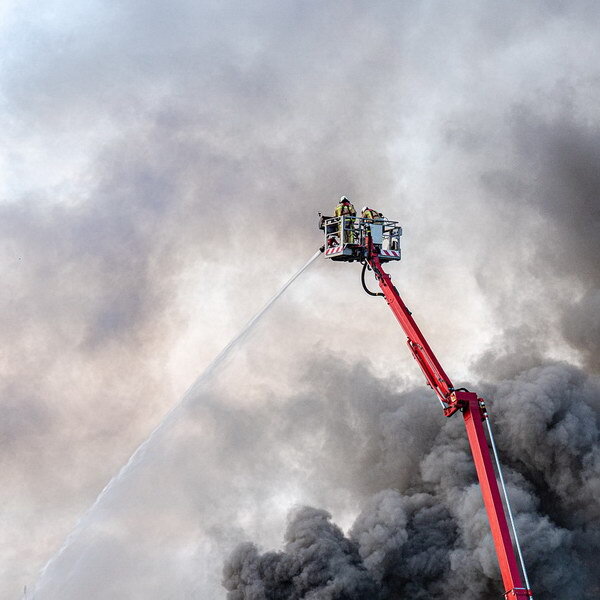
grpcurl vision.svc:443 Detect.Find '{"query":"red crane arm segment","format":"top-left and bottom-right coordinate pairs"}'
top-left (368, 253), bottom-right (454, 404)
top-left (462, 396), bottom-right (527, 599)
top-left (365, 240), bottom-right (531, 600)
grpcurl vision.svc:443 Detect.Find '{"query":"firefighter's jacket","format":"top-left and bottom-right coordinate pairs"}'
top-left (334, 202), bottom-right (356, 242)
top-left (334, 203), bottom-right (356, 218)
top-left (361, 208), bottom-right (382, 220)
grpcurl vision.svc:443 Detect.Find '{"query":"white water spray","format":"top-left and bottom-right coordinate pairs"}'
top-left (34, 250), bottom-right (321, 595)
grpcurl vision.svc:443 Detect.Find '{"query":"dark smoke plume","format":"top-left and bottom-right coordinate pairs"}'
top-left (223, 363), bottom-right (600, 599)
top-left (223, 507), bottom-right (379, 600)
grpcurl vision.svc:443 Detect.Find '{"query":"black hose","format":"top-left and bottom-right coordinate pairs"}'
top-left (361, 262), bottom-right (384, 297)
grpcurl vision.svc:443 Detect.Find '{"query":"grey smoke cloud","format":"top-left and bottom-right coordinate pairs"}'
top-left (466, 109), bottom-right (600, 374)
top-left (1, 0), bottom-right (600, 598)
top-left (223, 362), bottom-right (599, 600)
top-left (223, 507), bottom-right (379, 600)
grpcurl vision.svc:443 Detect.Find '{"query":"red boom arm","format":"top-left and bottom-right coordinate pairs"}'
top-left (366, 240), bottom-right (532, 600)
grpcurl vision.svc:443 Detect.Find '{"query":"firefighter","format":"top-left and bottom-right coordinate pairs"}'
top-left (334, 196), bottom-right (356, 244)
top-left (361, 206), bottom-right (383, 221)
top-left (361, 206), bottom-right (384, 245)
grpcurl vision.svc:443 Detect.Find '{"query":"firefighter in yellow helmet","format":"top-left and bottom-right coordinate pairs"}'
top-left (334, 196), bottom-right (356, 244)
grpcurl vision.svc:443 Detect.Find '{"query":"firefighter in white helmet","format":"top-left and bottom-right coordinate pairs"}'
top-left (334, 196), bottom-right (356, 244)
top-left (361, 206), bottom-right (384, 244)
top-left (361, 206), bottom-right (383, 221)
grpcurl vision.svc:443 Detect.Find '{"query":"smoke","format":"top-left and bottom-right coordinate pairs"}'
top-left (466, 108), bottom-right (600, 375)
top-left (561, 289), bottom-right (600, 372)
top-left (223, 507), bottom-right (379, 600)
top-left (2, 1), bottom-right (600, 598)
top-left (223, 362), bottom-right (600, 599)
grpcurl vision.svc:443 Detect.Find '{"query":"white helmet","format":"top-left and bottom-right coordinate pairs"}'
top-left (361, 206), bottom-right (368, 213)
top-left (340, 196), bottom-right (349, 203)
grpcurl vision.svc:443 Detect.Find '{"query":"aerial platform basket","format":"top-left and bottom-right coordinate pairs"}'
top-left (318, 215), bottom-right (402, 262)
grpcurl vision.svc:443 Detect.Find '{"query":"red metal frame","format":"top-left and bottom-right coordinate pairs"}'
top-left (365, 239), bottom-right (532, 599)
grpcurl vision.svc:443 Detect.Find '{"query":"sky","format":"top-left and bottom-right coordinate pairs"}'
top-left (1, 1), bottom-right (599, 599)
